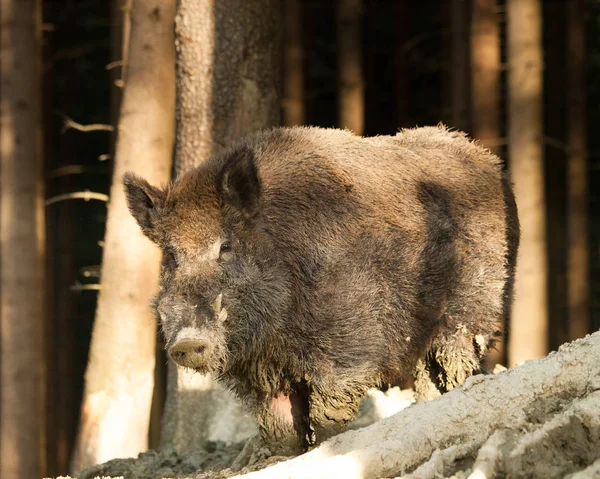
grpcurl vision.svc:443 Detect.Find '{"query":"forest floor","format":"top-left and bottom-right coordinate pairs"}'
top-left (49, 333), bottom-right (600, 479)
top-left (56, 388), bottom-right (414, 479)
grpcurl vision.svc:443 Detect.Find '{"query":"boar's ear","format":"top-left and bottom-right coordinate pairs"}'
top-left (123, 172), bottom-right (166, 241)
top-left (217, 146), bottom-right (261, 216)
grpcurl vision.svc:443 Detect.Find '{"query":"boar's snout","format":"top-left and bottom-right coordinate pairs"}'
top-left (169, 338), bottom-right (213, 370)
top-left (159, 293), bottom-right (229, 372)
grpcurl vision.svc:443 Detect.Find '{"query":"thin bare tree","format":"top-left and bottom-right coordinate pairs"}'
top-left (470, 0), bottom-right (503, 367)
top-left (566, 0), bottom-right (589, 341)
top-left (162, 0), bottom-right (280, 453)
top-left (337, 0), bottom-right (364, 135)
top-left (470, 0), bottom-right (500, 153)
top-left (448, 0), bottom-right (470, 132)
top-left (283, 0), bottom-right (304, 126)
top-left (507, 0), bottom-right (548, 365)
top-left (0, 0), bottom-right (46, 478)
top-left (70, 0), bottom-right (176, 472)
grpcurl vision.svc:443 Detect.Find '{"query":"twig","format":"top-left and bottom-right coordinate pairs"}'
top-left (45, 190), bottom-right (109, 206)
top-left (106, 60), bottom-right (125, 71)
top-left (48, 165), bottom-right (85, 179)
top-left (80, 265), bottom-right (101, 279)
top-left (543, 136), bottom-right (570, 153)
top-left (71, 281), bottom-right (101, 292)
top-left (61, 114), bottom-right (114, 134)
top-left (44, 42), bottom-right (107, 71)
top-left (47, 165), bottom-right (108, 179)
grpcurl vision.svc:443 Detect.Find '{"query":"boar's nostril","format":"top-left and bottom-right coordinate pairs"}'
top-left (194, 345), bottom-right (206, 355)
top-left (169, 339), bottom-right (211, 370)
top-left (171, 350), bottom-right (185, 361)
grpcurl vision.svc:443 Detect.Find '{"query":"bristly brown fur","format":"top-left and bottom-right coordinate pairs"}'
top-left (124, 125), bottom-right (519, 455)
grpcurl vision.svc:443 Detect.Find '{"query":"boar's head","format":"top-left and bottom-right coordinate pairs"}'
top-left (123, 145), bottom-right (289, 376)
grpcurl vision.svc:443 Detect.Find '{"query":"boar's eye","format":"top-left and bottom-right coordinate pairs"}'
top-left (219, 241), bottom-right (234, 263)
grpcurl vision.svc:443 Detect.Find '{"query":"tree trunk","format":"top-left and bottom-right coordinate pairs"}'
top-left (282, 0), bottom-right (304, 127)
top-left (70, 0), bottom-right (175, 472)
top-left (470, 0), bottom-right (503, 368)
top-left (337, 0), bottom-right (364, 135)
top-left (543, 0), bottom-right (568, 352)
top-left (109, 0), bottom-right (131, 131)
top-left (470, 0), bottom-right (500, 154)
top-left (163, 0), bottom-right (280, 452)
top-left (566, 0), bottom-right (589, 341)
top-left (0, 1), bottom-right (46, 478)
top-left (448, 0), bottom-right (470, 133)
top-left (173, 0), bottom-right (280, 176)
top-left (396, 1), bottom-right (410, 129)
top-left (228, 332), bottom-right (600, 479)
top-left (506, 0), bottom-right (548, 366)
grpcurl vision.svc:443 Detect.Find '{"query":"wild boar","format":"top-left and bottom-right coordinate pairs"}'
top-left (124, 125), bottom-right (519, 455)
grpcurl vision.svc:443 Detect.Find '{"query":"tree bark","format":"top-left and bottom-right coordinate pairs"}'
top-left (0, 1), bottom-right (46, 477)
top-left (396, 1), bottom-right (410, 129)
top-left (448, 0), bottom-right (470, 133)
top-left (507, 0), bottom-right (548, 366)
top-left (470, 0), bottom-right (503, 368)
top-left (228, 332), bottom-right (600, 479)
top-left (282, 0), bottom-right (304, 127)
top-left (173, 0), bottom-right (280, 176)
top-left (70, 0), bottom-right (175, 472)
top-left (543, 0), bottom-right (568, 352)
top-left (470, 0), bottom-right (500, 154)
top-left (337, 0), bottom-right (364, 135)
top-left (566, 0), bottom-right (589, 341)
top-left (163, 0), bottom-right (280, 452)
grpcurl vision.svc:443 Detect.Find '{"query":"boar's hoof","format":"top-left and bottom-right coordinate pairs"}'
top-left (169, 339), bottom-right (212, 369)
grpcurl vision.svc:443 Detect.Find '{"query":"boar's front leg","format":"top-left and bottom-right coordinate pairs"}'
top-left (308, 378), bottom-right (367, 445)
top-left (251, 383), bottom-right (315, 456)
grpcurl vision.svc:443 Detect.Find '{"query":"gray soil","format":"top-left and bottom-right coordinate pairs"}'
top-left (69, 387), bottom-right (414, 479)
top-left (76, 442), bottom-right (245, 479)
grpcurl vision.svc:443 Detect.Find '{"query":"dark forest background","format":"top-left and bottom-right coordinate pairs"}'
top-left (14, 0), bottom-right (600, 475)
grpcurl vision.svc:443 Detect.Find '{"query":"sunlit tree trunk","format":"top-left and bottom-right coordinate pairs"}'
top-left (0, 0), bottom-right (46, 478)
top-left (507, 0), bottom-right (548, 365)
top-left (337, 0), bottom-right (363, 135)
top-left (566, 0), bottom-right (589, 341)
top-left (283, 0), bottom-right (304, 126)
top-left (163, 0), bottom-right (280, 452)
top-left (109, 0), bottom-right (132, 129)
top-left (470, 0), bottom-right (503, 367)
top-left (470, 0), bottom-right (500, 153)
top-left (70, 0), bottom-right (175, 472)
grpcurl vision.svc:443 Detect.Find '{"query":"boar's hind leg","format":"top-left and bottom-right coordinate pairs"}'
top-left (425, 317), bottom-right (496, 392)
top-left (413, 356), bottom-right (442, 402)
